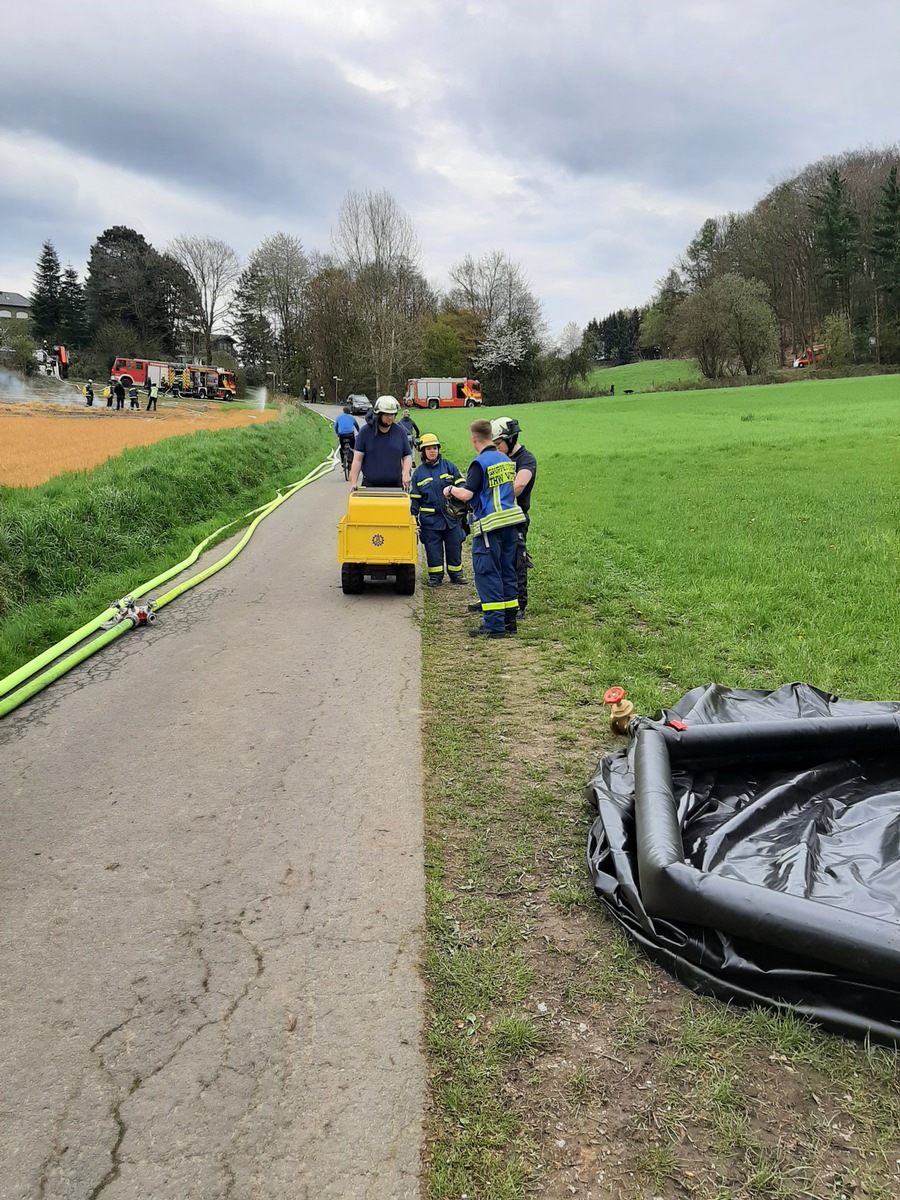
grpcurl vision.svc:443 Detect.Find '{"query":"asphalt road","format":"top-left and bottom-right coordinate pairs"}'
top-left (0, 441), bottom-right (426, 1199)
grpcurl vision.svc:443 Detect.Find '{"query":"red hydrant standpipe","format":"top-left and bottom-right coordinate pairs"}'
top-left (603, 686), bottom-right (635, 734)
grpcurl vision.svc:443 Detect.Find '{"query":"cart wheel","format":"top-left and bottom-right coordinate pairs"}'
top-left (394, 564), bottom-right (416, 595)
top-left (342, 563), bottom-right (364, 594)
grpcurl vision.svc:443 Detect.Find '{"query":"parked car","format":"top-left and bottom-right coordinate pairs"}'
top-left (348, 394), bottom-right (371, 415)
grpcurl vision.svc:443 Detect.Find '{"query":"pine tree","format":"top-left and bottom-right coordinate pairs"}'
top-left (871, 166), bottom-right (900, 318)
top-left (811, 170), bottom-right (860, 317)
top-left (230, 262), bottom-right (274, 375)
top-left (30, 240), bottom-right (62, 342)
top-left (58, 266), bottom-right (87, 348)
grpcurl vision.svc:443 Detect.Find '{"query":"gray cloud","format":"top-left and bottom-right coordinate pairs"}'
top-left (2, 0), bottom-right (899, 329)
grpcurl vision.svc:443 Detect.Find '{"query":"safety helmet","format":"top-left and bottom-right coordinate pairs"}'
top-left (418, 433), bottom-right (440, 450)
top-left (374, 395), bottom-right (400, 415)
top-left (87, 379), bottom-right (93, 384)
top-left (491, 416), bottom-right (521, 450)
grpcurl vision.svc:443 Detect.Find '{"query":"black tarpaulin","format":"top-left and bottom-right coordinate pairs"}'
top-left (585, 683), bottom-right (900, 1043)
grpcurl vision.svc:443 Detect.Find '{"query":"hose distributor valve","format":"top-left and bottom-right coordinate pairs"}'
top-left (603, 686), bottom-right (634, 735)
top-left (102, 596), bottom-right (157, 630)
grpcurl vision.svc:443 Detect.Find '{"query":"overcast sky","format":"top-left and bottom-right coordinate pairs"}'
top-left (2, 0), bottom-right (898, 335)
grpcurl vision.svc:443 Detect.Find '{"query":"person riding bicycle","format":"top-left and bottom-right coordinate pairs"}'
top-left (334, 406), bottom-right (360, 465)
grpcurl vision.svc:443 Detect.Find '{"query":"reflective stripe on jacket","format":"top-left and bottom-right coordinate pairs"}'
top-left (469, 448), bottom-right (525, 536)
top-left (409, 457), bottom-right (464, 528)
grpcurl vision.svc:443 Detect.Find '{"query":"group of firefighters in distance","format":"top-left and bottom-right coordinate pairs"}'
top-left (334, 395), bottom-right (535, 638)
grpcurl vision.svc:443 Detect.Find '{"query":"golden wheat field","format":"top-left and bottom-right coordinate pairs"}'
top-left (0, 404), bottom-right (278, 487)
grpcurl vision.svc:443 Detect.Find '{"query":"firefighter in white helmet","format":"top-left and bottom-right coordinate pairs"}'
top-left (348, 395), bottom-right (413, 490)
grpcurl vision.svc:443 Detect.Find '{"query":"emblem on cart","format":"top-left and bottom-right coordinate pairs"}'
top-left (371, 533), bottom-right (384, 546)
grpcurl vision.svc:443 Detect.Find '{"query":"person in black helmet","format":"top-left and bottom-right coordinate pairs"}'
top-left (492, 416), bottom-right (536, 616)
top-left (333, 404), bottom-right (360, 462)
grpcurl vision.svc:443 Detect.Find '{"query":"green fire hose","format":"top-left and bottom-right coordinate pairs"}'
top-left (0, 457), bottom-right (335, 719)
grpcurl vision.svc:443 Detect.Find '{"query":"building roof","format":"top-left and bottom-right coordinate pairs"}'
top-left (0, 291), bottom-right (30, 307)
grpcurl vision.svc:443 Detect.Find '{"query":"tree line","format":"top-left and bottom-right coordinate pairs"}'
top-left (17, 189), bottom-right (594, 404)
top-left (587, 144), bottom-right (900, 379)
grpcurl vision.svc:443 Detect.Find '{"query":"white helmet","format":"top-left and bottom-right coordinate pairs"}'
top-left (373, 395), bottom-right (400, 415)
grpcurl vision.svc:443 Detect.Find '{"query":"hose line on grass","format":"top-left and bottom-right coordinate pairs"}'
top-left (0, 457), bottom-right (335, 719)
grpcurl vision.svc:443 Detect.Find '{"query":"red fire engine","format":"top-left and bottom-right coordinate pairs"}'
top-left (110, 357), bottom-right (236, 400)
top-left (403, 377), bottom-right (482, 409)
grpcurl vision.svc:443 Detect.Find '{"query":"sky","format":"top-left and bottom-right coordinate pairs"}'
top-left (2, 0), bottom-right (899, 337)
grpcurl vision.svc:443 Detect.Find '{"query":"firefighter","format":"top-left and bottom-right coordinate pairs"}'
top-left (128, 385), bottom-right (140, 410)
top-left (444, 419), bottom-right (524, 638)
top-left (349, 396), bottom-right (413, 490)
top-left (146, 381), bottom-right (159, 412)
top-left (409, 434), bottom-right (466, 587)
top-left (490, 416), bottom-right (536, 617)
top-left (398, 407), bottom-right (420, 447)
top-left (84, 379), bottom-right (94, 407)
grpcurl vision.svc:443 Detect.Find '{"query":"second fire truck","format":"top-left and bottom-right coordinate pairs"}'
top-left (109, 357), bottom-right (237, 400)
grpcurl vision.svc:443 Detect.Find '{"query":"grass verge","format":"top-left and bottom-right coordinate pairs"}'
top-left (422, 376), bottom-right (900, 1198)
top-left (0, 407), bottom-right (333, 678)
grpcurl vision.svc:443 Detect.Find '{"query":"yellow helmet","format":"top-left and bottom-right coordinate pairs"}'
top-left (418, 433), bottom-right (440, 449)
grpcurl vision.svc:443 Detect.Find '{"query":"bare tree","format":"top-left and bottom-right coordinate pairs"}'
top-left (168, 234), bottom-right (240, 364)
top-left (246, 232), bottom-right (309, 389)
top-left (334, 190), bottom-right (430, 394)
top-left (448, 250), bottom-right (543, 334)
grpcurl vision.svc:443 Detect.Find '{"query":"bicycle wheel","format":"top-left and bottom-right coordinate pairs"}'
top-left (341, 446), bottom-right (352, 480)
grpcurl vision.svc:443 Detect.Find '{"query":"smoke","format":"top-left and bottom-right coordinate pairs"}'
top-left (0, 371), bottom-right (89, 407)
top-left (0, 368), bottom-right (27, 401)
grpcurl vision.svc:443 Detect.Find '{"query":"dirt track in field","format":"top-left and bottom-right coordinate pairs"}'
top-left (0, 401), bottom-right (278, 487)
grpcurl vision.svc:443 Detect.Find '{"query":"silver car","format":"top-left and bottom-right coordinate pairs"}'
top-left (348, 394), bottom-right (371, 415)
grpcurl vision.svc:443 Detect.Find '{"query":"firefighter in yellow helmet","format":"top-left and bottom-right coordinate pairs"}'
top-left (409, 433), bottom-right (467, 586)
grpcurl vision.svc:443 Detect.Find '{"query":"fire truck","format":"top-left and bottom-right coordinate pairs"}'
top-left (109, 356), bottom-right (237, 400)
top-left (792, 344), bottom-right (825, 368)
top-left (33, 344), bottom-right (69, 379)
top-left (403, 377), bottom-right (482, 409)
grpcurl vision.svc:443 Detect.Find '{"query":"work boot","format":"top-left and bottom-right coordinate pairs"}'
top-left (467, 602), bottom-right (482, 612)
top-left (504, 617), bottom-right (518, 635)
top-left (427, 578), bottom-right (443, 588)
top-left (450, 576), bottom-right (467, 585)
top-left (468, 627), bottom-right (505, 639)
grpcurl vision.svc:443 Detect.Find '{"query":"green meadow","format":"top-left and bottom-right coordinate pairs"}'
top-left (426, 374), bottom-right (900, 708)
top-left (584, 356), bottom-right (701, 393)
top-left (422, 373), bottom-right (900, 1197)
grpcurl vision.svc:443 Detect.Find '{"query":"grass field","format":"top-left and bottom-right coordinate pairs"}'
top-left (0, 408), bottom-right (333, 678)
top-left (0, 403), bottom-right (277, 487)
top-left (421, 374), bottom-right (900, 1198)
top-left (584, 358), bottom-right (701, 394)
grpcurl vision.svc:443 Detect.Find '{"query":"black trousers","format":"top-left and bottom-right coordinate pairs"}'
top-left (515, 518), bottom-right (531, 612)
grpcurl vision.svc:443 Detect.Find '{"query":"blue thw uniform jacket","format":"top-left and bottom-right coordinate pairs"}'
top-left (468, 447), bottom-right (525, 537)
top-left (409, 457), bottom-right (464, 529)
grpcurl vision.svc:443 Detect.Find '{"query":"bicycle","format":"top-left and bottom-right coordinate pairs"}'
top-left (339, 439), bottom-right (354, 481)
